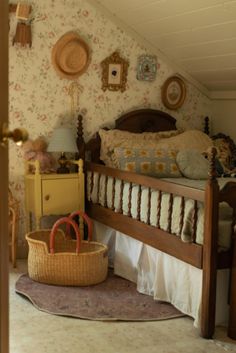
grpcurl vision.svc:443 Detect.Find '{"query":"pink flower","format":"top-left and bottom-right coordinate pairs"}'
top-left (82, 10), bottom-right (89, 17)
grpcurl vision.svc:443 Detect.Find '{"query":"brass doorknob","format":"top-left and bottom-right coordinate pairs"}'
top-left (0, 123), bottom-right (28, 146)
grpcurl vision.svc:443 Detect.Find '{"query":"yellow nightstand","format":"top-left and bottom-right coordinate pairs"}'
top-left (24, 159), bottom-right (84, 236)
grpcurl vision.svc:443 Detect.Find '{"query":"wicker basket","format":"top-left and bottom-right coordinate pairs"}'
top-left (26, 211), bottom-right (108, 286)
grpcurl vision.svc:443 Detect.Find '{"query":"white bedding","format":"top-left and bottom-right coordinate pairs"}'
top-left (93, 220), bottom-right (230, 329)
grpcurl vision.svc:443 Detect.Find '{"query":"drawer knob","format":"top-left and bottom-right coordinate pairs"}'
top-left (45, 195), bottom-right (50, 201)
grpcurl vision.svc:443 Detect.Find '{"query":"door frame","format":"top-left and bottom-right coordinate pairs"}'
top-left (0, 1), bottom-right (9, 352)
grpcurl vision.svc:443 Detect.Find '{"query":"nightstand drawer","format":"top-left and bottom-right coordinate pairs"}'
top-left (42, 178), bottom-right (79, 215)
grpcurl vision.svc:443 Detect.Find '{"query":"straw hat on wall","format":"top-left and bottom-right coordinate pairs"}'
top-left (52, 32), bottom-right (90, 80)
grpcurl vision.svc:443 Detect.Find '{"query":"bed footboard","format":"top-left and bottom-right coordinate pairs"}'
top-left (76, 110), bottom-right (236, 338)
top-left (85, 148), bottom-right (236, 339)
top-left (86, 161), bottom-right (206, 268)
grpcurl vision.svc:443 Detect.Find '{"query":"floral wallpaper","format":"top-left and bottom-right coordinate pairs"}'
top-left (9, 0), bottom-right (212, 256)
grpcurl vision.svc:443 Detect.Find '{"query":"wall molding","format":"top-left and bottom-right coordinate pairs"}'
top-left (210, 91), bottom-right (236, 100)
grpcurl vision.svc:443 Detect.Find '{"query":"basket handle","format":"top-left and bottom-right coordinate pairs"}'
top-left (66, 211), bottom-right (93, 241)
top-left (50, 217), bottom-right (81, 254)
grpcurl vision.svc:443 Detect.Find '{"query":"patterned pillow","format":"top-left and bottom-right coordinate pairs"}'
top-left (99, 129), bottom-right (180, 166)
top-left (113, 147), bottom-right (181, 177)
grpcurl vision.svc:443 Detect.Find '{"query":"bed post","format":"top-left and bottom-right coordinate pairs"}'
top-left (228, 222), bottom-right (236, 339)
top-left (76, 114), bottom-right (85, 160)
top-left (201, 147), bottom-right (219, 338)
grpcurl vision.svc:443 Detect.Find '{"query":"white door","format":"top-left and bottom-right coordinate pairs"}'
top-left (0, 1), bottom-right (10, 352)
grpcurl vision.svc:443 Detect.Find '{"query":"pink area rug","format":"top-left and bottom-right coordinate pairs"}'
top-left (15, 270), bottom-right (184, 321)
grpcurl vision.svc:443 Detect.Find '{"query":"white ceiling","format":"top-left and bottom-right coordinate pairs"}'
top-left (95, 0), bottom-right (236, 95)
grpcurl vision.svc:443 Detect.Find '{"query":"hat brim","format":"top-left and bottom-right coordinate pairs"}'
top-left (52, 32), bottom-right (90, 80)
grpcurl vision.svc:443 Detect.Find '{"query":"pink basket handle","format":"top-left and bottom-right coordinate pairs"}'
top-left (66, 211), bottom-right (93, 241)
top-left (50, 217), bottom-right (80, 254)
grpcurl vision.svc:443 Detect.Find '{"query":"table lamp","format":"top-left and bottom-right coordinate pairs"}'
top-left (48, 128), bottom-right (78, 173)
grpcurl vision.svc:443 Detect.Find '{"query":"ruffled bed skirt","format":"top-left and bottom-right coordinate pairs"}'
top-left (93, 220), bottom-right (229, 329)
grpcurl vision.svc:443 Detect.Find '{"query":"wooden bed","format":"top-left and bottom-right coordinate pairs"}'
top-left (76, 108), bottom-right (236, 339)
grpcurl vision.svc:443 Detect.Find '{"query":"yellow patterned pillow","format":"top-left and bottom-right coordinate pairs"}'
top-left (99, 129), bottom-right (180, 166)
top-left (113, 147), bottom-right (181, 177)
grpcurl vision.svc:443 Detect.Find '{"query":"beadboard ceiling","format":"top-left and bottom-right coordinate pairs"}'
top-left (95, 0), bottom-right (236, 96)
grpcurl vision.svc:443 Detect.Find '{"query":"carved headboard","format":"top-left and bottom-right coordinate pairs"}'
top-left (114, 109), bottom-right (176, 132)
top-left (77, 109), bottom-right (177, 163)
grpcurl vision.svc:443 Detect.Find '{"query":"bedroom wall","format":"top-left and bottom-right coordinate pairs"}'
top-left (211, 100), bottom-right (236, 142)
top-left (9, 0), bottom-right (212, 256)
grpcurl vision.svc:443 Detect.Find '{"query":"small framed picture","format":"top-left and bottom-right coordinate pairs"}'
top-left (101, 52), bottom-right (129, 92)
top-left (161, 76), bottom-right (186, 110)
top-left (108, 63), bottom-right (123, 85)
top-left (137, 55), bottom-right (157, 81)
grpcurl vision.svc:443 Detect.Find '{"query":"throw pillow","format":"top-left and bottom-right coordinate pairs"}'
top-left (154, 130), bottom-right (213, 153)
top-left (176, 150), bottom-right (209, 179)
top-left (99, 128), bottom-right (181, 167)
top-left (113, 147), bottom-right (181, 177)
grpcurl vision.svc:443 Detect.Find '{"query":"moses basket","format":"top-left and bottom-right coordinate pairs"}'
top-left (26, 211), bottom-right (108, 286)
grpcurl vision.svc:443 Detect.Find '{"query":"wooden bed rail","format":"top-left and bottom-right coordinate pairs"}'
top-left (87, 203), bottom-right (203, 267)
top-left (86, 161), bottom-right (206, 267)
top-left (86, 162), bottom-right (205, 202)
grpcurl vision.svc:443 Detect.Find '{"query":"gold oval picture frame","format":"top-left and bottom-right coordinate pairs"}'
top-left (161, 76), bottom-right (186, 110)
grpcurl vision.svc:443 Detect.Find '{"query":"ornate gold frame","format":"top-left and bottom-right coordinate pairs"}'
top-left (161, 76), bottom-right (186, 110)
top-left (101, 51), bottom-right (129, 92)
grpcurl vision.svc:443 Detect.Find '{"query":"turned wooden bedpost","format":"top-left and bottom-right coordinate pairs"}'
top-left (228, 225), bottom-right (236, 339)
top-left (76, 114), bottom-right (85, 160)
top-left (201, 147), bottom-right (219, 338)
top-left (217, 181), bottom-right (236, 338)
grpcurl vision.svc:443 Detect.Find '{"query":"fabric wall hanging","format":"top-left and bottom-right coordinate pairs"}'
top-left (68, 82), bottom-right (83, 118)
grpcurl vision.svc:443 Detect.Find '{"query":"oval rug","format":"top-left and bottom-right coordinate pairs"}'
top-left (15, 271), bottom-right (184, 321)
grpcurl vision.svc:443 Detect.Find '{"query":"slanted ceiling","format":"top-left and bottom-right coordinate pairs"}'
top-left (96, 0), bottom-right (236, 96)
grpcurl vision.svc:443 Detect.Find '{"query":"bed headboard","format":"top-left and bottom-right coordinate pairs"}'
top-left (114, 109), bottom-right (176, 132)
top-left (77, 108), bottom-right (177, 163)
